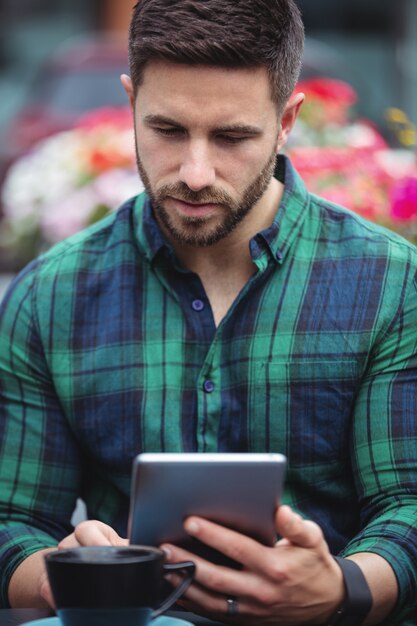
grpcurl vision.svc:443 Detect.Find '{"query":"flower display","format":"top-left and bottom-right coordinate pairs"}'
top-left (1, 78), bottom-right (417, 269)
top-left (0, 107), bottom-right (143, 267)
top-left (286, 78), bottom-right (417, 241)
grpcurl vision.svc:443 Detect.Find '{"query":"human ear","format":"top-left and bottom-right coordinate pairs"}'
top-left (120, 74), bottom-right (135, 111)
top-left (276, 91), bottom-right (305, 151)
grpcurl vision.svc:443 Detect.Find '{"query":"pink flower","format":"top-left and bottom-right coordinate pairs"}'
top-left (390, 177), bottom-right (417, 221)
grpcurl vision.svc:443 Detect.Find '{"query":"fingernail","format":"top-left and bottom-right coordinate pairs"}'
top-left (185, 519), bottom-right (200, 535)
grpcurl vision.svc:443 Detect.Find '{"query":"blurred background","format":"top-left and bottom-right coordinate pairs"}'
top-left (0, 0), bottom-right (416, 294)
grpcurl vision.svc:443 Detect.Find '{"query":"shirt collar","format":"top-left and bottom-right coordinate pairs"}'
top-left (254, 154), bottom-right (310, 265)
top-left (133, 154), bottom-right (310, 266)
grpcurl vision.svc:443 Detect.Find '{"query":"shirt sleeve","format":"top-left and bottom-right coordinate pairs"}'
top-left (343, 262), bottom-right (417, 623)
top-left (0, 262), bottom-right (82, 607)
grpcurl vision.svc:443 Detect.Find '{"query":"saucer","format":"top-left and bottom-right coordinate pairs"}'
top-left (23, 616), bottom-right (194, 626)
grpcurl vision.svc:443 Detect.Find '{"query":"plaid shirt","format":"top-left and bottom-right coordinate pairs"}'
top-left (1, 156), bottom-right (417, 622)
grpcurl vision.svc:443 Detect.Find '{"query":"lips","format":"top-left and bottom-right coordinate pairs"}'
top-left (169, 197), bottom-right (219, 217)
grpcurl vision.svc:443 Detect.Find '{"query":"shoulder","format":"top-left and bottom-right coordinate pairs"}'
top-left (307, 191), bottom-right (417, 269)
top-left (300, 193), bottom-right (417, 340)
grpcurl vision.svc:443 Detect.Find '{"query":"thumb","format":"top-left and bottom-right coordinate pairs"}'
top-left (72, 520), bottom-right (129, 547)
top-left (275, 505), bottom-right (324, 549)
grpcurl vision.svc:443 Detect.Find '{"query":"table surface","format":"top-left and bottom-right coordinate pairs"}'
top-left (0, 609), bottom-right (227, 626)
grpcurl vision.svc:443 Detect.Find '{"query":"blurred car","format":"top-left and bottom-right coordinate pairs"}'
top-left (1, 35), bottom-right (129, 177)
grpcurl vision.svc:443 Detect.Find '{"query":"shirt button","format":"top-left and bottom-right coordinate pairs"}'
top-left (203, 379), bottom-right (215, 393)
top-left (192, 299), bottom-right (205, 312)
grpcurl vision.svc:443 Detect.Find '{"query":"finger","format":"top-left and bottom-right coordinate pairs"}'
top-left (162, 542), bottom-right (245, 593)
top-left (182, 517), bottom-right (272, 573)
top-left (275, 505), bottom-right (324, 550)
top-left (162, 541), bottom-right (274, 599)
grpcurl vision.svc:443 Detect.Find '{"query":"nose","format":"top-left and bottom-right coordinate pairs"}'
top-left (179, 141), bottom-right (216, 191)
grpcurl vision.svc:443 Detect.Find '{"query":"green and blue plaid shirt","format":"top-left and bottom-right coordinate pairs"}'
top-left (1, 156), bottom-right (417, 622)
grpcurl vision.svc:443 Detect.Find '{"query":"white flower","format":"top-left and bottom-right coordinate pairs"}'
top-left (0, 111), bottom-right (140, 255)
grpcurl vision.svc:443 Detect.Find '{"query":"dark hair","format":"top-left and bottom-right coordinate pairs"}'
top-left (128, 0), bottom-right (304, 108)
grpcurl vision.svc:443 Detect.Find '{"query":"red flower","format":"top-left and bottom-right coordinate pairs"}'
top-left (295, 77), bottom-right (358, 107)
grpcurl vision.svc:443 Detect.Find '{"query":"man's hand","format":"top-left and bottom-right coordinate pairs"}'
top-left (38, 520), bottom-right (129, 607)
top-left (9, 521), bottom-right (128, 609)
top-left (161, 504), bottom-right (345, 625)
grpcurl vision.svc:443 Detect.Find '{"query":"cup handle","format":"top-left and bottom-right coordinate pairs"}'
top-left (152, 560), bottom-right (196, 618)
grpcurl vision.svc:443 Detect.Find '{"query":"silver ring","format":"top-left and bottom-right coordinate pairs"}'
top-left (226, 596), bottom-right (238, 615)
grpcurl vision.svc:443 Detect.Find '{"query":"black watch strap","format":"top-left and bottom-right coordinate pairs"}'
top-left (326, 557), bottom-right (373, 626)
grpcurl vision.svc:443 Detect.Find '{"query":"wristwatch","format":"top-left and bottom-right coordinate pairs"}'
top-left (326, 557), bottom-right (373, 626)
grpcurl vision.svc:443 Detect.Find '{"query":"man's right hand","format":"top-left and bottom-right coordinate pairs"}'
top-left (9, 521), bottom-right (127, 609)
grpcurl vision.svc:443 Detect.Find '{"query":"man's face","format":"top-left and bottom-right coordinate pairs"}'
top-left (129, 61), bottom-right (282, 247)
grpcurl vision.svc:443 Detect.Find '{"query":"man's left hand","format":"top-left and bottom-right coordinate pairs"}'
top-left (161, 504), bottom-right (344, 625)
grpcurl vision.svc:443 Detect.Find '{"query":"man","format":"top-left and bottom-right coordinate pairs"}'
top-left (0, 0), bottom-right (416, 624)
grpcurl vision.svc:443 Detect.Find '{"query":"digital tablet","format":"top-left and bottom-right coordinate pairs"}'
top-left (128, 453), bottom-right (286, 566)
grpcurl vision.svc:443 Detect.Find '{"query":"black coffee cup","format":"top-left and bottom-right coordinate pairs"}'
top-left (45, 545), bottom-right (195, 626)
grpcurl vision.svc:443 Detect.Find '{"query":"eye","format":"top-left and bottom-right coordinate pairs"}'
top-left (155, 127), bottom-right (184, 137)
top-left (217, 134), bottom-right (248, 145)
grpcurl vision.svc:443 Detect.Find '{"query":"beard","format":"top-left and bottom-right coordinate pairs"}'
top-left (135, 145), bottom-right (277, 248)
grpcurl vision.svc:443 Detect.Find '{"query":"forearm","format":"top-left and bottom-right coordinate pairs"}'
top-left (346, 552), bottom-right (397, 625)
top-left (8, 548), bottom-right (55, 608)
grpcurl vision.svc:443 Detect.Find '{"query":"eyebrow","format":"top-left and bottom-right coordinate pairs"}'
top-left (143, 114), bottom-right (182, 127)
top-left (143, 114), bottom-right (263, 136)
